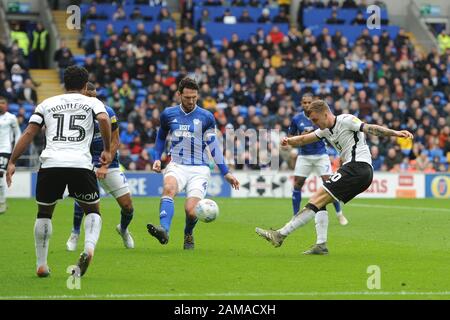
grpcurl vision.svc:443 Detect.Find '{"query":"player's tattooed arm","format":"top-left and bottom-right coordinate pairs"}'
top-left (281, 132), bottom-right (320, 147)
top-left (363, 124), bottom-right (414, 139)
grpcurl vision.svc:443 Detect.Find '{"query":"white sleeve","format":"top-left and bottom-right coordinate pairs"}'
top-left (342, 115), bottom-right (364, 132)
top-left (314, 128), bottom-right (325, 139)
top-left (29, 104), bottom-right (45, 127)
top-left (92, 98), bottom-right (107, 116)
top-left (11, 116), bottom-right (21, 142)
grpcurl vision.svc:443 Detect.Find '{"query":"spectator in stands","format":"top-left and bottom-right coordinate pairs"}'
top-left (326, 10), bottom-right (345, 24)
top-left (273, 9), bottom-right (289, 23)
top-left (327, 0), bottom-right (339, 8)
top-left (203, 0), bottom-right (222, 6)
top-left (112, 6), bottom-right (127, 21)
top-left (31, 23), bottom-right (49, 69)
top-left (10, 23), bottom-right (29, 58)
top-left (269, 26), bottom-right (284, 45)
top-left (53, 41), bottom-right (74, 83)
top-left (0, 80), bottom-right (17, 103)
top-left (215, 8), bottom-right (236, 23)
top-left (384, 147), bottom-right (403, 171)
top-left (119, 144), bottom-right (134, 170)
top-left (342, 0), bottom-right (358, 8)
top-left (82, 5), bottom-right (107, 24)
top-left (17, 78), bottom-right (37, 104)
top-left (371, 145), bottom-right (384, 171)
top-left (232, 0), bottom-right (246, 6)
top-left (10, 64), bottom-right (27, 91)
top-left (135, 149), bottom-right (152, 170)
top-left (257, 8), bottom-right (272, 23)
top-left (158, 7), bottom-right (172, 21)
top-left (351, 11), bottom-right (366, 25)
top-left (196, 9), bottom-right (212, 30)
top-left (437, 30), bottom-right (450, 54)
top-left (121, 123), bottom-right (140, 146)
top-left (181, 0), bottom-right (194, 28)
top-left (238, 9), bottom-right (255, 23)
top-left (84, 33), bottom-right (103, 55)
top-left (311, 0), bottom-right (324, 8)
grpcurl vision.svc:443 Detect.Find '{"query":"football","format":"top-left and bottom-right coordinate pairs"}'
top-left (195, 199), bottom-right (219, 223)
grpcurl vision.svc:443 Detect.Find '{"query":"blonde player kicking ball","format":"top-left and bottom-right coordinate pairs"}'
top-left (289, 93), bottom-right (348, 225)
top-left (66, 83), bottom-right (135, 251)
top-left (256, 100), bottom-right (413, 255)
top-left (0, 96), bottom-right (21, 213)
top-left (6, 66), bottom-right (111, 277)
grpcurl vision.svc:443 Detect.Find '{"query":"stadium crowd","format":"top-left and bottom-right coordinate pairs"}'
top-left (1, 0), bottom-right (450, 173)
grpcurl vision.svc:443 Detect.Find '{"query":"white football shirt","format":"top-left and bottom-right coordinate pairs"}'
top-left (314, 114), bottom-right (372, 165)
top-left (29, 93), bottom-right (107, 169)
top-left (0, 112), bottom-right (21, 154)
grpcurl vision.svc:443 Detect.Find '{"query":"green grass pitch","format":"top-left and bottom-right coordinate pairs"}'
top-left (0, 197), bottom-right (450, 300)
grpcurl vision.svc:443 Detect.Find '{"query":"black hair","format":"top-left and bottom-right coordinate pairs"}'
top-left (64, 65), bottom-right (89, 91)
top-left (178, 77), bottom-right (199, 94)
top-left (86, 82), bottom-right (96, 91)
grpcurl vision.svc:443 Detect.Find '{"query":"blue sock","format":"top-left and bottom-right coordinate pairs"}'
top-left (73, 202), bottom-right (84, 234)
top-left (120, 208), bottom-right (134, 232)
top-left (333, 200), bottom-right (341, 214)
top-left (184, 216), bottom-right (198, 236)
top-left (159, 196), bottom-right (175, 234)
top-left (292, 189), bottom-right (302, 215)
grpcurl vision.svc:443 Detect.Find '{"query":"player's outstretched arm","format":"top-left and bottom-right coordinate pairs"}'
top-left (6, 123), bottom-right (40, 187)
top-left (362, 124), bottom-right (414, 139)
top-left (281, 132), bottom-right (320, 147)
top-left (96, 112), bottom-right (112, 166)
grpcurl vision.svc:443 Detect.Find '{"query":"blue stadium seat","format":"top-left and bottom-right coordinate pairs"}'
top-left (23, 103), bottom-right (35, 112)
top-left (8, 103), bottom-right (19, 114)
top-left (303, 8), bottom-right (389, 27)
top-left (84, 20), bottom-right (176, 40)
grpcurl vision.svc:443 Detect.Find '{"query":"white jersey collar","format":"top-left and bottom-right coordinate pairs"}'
top-left (179, 104), bottom-right (198, 115)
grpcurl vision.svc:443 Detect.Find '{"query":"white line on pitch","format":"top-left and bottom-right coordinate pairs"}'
top-left (350, 203), bottom-right (450, 212)
top-left (2, 291), bottom-right (450, 299)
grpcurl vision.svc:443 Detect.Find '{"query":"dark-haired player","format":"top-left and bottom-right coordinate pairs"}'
top-left (6, 66), bottom-right (111, 277)
top-left (147, 77), bottom-right (240, 250)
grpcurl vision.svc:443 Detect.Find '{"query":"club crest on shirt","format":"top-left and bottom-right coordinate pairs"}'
top-left (193, 119), bottom-right (201, 125)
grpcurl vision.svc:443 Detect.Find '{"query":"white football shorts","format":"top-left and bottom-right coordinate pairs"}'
top-left (294, 154), bottom-right (333, 177)
top-left (164, 162), bottom-right (210, 199)
top-left (96, 167), bottom-right (130, 199)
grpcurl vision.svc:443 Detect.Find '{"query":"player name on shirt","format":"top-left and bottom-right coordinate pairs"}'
top-left (48, 103), bottom-right (92, 114)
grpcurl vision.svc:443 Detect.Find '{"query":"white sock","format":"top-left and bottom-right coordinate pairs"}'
top-left (0, 175), bottom-right (6, 203)
top-left (315, 210), bottom-right (329, 244)
top-left (34, 218), bottom-right (52, 267)
top-left (279, 207), bottom-right (315, 236)
top-left (84, 213), bottom-right (102, 255)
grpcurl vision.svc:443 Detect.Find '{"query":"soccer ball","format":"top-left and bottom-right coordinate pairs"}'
top-left (195, 199), bottom-right (219, 223)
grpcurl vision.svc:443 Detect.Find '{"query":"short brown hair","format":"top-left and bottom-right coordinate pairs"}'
top-left (178, 77), bottom-right (199, 94)
top-left (305, 99), bottom-right (330, 117)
